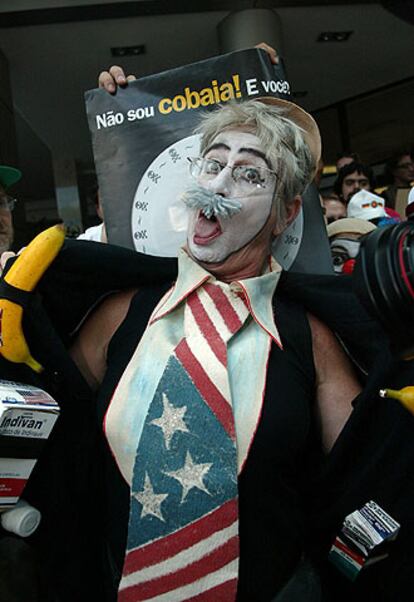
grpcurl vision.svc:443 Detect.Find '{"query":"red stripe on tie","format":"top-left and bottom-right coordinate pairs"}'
top-left (189, 578), bottom-right (238, 601)
top-left (239, 293), bottom-right (249, 310)
top-left (203, 283), bottom-right (243, 334)
top-left (123, 499), bottom-right (238, 576)
top-left (118, 536), bottom-right (239, 602)
top-left (187, 291), bottom-right (227, 366)
top-left (175, 339), bottom-right (235, 439)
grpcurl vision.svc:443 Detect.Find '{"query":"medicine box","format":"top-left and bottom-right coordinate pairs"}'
top-left (0, 380), bottom-right (59, 508)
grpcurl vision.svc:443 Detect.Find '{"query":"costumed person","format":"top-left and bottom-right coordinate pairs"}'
top-left (327, 217), bottom-right (376, 275)
top-left (2, 54), bottom-right (414, 602)
top-left (68, 97), bottom-right (362, 602)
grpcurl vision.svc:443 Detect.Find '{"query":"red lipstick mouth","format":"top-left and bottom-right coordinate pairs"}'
top-left (193, 210), bottom-right (222, 246)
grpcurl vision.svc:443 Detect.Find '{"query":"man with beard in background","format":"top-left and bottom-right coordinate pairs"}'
top-left (333, 161), bottom-right (375, 204)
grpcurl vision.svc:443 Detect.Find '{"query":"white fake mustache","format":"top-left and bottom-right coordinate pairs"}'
top-left (181, 184), bottom-right (242, 219)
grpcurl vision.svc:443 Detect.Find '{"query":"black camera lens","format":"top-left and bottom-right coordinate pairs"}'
top-left (353, 221), bottom-right (414, 360)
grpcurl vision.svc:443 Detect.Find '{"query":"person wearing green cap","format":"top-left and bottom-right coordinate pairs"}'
top-left (0, 164), bottom-right (21, 254)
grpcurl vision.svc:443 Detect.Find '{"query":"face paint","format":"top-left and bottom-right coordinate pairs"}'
top-left (330, 237), bottom-right (361, 274)
top-left (186, 130), bottom-right (276, 264)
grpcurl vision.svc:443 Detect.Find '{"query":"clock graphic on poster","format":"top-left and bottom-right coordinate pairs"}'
top-left (131, 133), bottom-right (304, 266)
top-left (272, 209), bottom-right (304, 270)
top-left (131, 134), bottom-right (201, 257)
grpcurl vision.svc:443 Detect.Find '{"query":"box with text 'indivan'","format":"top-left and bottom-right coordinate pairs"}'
top-left (0, 380), bottom-right (60, 509)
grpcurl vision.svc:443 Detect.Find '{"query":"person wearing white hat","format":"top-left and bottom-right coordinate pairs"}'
top-left (67, 79), bottom-right (361, 600)
top-left (346, 189), bottom-right (387, 223)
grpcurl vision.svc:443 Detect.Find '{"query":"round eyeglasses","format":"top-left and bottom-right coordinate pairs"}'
top-left (0, 195), bottom-right (16, 212)
top-left (188, 157), bottom-right (277, 190)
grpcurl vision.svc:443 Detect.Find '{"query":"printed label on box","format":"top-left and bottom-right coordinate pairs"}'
top-left (0, 408), bottom-right (58, 439)
top-left (0, 458), bottom-right (36, 506)
top-left (0, 381), bottom-right (58, 408)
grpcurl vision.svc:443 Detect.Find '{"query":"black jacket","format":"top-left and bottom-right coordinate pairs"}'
top-left (0, 239), bottom-right (413, 602)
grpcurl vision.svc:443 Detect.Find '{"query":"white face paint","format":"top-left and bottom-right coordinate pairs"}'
top-left (330, 237), bottom-right (361, 273)
top-left (186, 130), bottom-right (276, 263)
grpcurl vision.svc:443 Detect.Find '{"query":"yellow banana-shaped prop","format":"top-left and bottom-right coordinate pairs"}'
top-left (0, 224), bottom-right (65, 372)
top-left (380, 386), bottom-right (414, 415)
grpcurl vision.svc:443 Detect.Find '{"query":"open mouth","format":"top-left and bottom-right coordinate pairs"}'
top-left (193, 210), bottom-right (222, 245)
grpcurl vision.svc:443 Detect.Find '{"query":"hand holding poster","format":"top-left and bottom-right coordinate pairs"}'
top-left (85, 48), bottom-right (333, 273)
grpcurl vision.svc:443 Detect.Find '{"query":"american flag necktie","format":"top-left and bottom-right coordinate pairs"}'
top-left (118, 281), bottom-right (250, 601)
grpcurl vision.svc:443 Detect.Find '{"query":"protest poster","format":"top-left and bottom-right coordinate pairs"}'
top-left (85, 48), bottom-right (333, 274)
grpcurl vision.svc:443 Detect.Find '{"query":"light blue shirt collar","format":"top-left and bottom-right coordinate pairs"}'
top-left (151, 249), bottom-right (283, 348)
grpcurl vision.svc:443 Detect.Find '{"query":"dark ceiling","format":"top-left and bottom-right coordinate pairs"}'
top-left (0, 1), bottom-right (413, 203)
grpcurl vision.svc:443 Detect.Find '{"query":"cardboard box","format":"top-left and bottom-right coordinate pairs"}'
top-left (329, 500), bottom-right (400, 581)
top-left (0, 380), bottom-right (59, 509)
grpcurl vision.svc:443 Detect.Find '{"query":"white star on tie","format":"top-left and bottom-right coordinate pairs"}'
top-left (133, 472), bottom-right (168, 522)
top-left (164, 451), bottom-right (212, 503)
top-left (150, 392), bottom-right (189, 449)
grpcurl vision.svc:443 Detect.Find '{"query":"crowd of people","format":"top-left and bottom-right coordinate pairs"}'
top-left (319, 151), bottom-right (414, 275)
top-left (0, 41), bottom-right (413, 602)
top-left (2, 135), bottom-right (413, 279)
